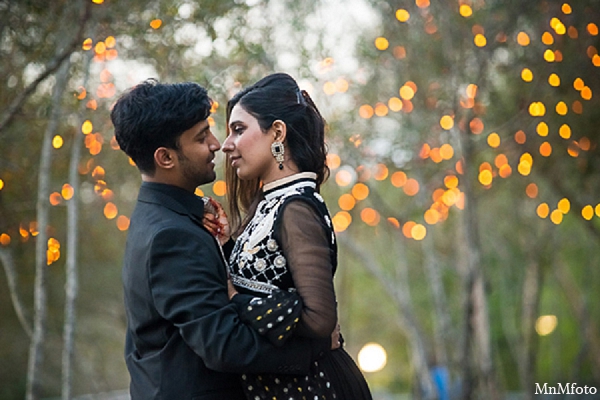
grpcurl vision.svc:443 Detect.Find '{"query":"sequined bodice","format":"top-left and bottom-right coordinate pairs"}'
top-left (228, 173), bottom-right (336, 296)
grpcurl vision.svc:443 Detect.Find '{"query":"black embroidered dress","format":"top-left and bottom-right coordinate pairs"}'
top-left (229, 172), bottom-right (372, 400)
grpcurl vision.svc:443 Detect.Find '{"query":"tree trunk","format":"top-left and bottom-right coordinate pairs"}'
top-left (459, 127), bottom-right (499, 400)
top-left (338, 233), bottom-right (437, 399)
top-left (61, 50), bottom-right (93, 400)
top-left (519, 258), bottom-right (542, 400)
top-left (26, 55), bottom-right (72, 400)
top-left (0, 247), bottom-right (33, 338)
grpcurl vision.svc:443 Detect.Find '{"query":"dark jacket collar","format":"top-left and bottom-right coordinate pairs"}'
top-left (137, 181), bottom-right (205, 222)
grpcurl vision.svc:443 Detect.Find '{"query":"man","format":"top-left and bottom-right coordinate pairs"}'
top-left (110, 79), bottom-right (331, 399)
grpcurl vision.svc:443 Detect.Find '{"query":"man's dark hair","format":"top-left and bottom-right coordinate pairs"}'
top-left (111, 79), bottom-right (212, 174)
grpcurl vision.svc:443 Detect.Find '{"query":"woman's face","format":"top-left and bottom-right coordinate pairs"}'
top-left (223, 104), bottom-right (277, 182)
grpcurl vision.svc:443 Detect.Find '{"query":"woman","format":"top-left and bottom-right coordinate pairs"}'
top-left (210, 73), bottom-right (372, 400)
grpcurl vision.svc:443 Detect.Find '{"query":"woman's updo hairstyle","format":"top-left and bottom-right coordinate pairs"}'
top-left (225, 73), bottom-right (330, 233)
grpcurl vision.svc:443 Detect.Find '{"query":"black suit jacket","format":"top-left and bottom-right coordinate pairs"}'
top-left (122, 182), bottom-right (327, 400)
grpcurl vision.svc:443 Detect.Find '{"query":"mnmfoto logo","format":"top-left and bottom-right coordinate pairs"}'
top-left (535, 383), bottom-right (597, 395)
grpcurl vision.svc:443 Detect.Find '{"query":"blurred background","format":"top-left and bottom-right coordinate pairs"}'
top-left (1, 0), bottom-right (599, 399)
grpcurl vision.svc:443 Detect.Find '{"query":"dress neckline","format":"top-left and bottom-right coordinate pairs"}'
top-left (263, 172), bottom-right (317, 201)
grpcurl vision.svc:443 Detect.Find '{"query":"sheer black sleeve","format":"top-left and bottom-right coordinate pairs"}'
top-left (275, 200), bottom-right (337, 338)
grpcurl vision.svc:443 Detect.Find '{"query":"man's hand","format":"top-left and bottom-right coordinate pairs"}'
top-left (331, 323), bottom-right (341, 350)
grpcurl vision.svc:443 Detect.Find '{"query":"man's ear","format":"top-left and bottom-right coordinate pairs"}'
top-left (271, 120), bottom-right (287, 143)
top-left (154, 147), bottom-right (176, 170)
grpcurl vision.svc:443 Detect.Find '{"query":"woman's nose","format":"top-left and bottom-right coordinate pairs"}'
top-left (222, 135), bottom-right (234, 152)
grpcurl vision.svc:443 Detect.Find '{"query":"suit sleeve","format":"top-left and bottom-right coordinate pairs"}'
top-left (147, 225), bottom-right (328, 374)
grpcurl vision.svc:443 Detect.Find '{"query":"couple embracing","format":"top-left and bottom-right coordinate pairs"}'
top-left (111, 73), bottom-right (373, 400)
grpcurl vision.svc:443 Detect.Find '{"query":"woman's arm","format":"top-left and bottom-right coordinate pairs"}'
top-left (276, 200), bottom-right (338, 338)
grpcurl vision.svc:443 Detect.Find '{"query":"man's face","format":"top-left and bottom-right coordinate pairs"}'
top-left (174, 119), bottom-right (221, 190)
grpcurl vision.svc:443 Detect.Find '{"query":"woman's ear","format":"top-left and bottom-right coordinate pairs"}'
top-left (271, 120), bottom-right (287, 143)
top-left (154, 147), bottom-right (176, 170)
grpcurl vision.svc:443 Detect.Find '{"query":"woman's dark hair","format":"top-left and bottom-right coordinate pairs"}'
top-left (225, 72), bottom-right (330, 234)
top-left (111, 78), bottom-right (212, 174)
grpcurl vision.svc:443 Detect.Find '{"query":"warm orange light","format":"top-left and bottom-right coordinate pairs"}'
top-left (402, 221), bottom-right (416, 238)
top-left (588, 23), bottom-right (599, 36)
top-left (396, 9), bottom-right (410, 22)
top-left (517, 32), bottom-right (531, 46)
top-left (581, 86), bottom-right (592, 100)
top-left (529, 102), bottom-right (546, 116)
top-left (469, 118), bottom-right (484, 134)
top-left (403, 179), bottom-right (419, 196)
top-left (494, 154), bottom-right (508, 168)
top-left (582, 205), bottom-right (594, 220)
top-left (440, 115), bottom-right (454, 130)
top-left (92, 166), bottom-right (105, 180)
top-left (430, 148), bottom-right (442, 164)
top-left (424, 209), bottom-right (440, 225)
top-left (525, 183), bottom-right (538, 199)
top-left (439, 144), bottom-right (454, 160)
top-left (521, 68), bottom-right (533, 82)
top-left (444, 175), bottom-right (459, 189)
top-left (52, 135), bottom-right (64, 149)
top-left (399, 86), bottom-right (415, 100)
top-left (499, 164), bottom-right (512, 178)
top-left (515, 130), bottom-right (526, 144)
top-left (415, 0), bottom-right (430, 8)
top-left (104, 202), bottom-right (118, 219)
top-left (391, 171), bottom-right (407, 187)
top-left (579, 137), bottom-right (591, 151)
top-left (539, 142), bottom-right (552, 157)
top-left (359, 105), bottom-right (374, 119)
top-left (361, 208), bottom-right (380, 226)
top-left (478, 170), bottom-right (493, 186)
top-left (550, 209), bottom-right (563, 224)
top-left (213, 180), bottom-right (227, 197)
top-left (335, 78), bottom-right (349, 93)
top-left (548, 73), bottom-right (560, 87)
top-left (62, 184), bottom-right (74, 200)
top-left (82, 38), bottom-right (93, 50)
top-left (592, 54), bottom-right (600, 67)
top-left (374, 102), bottom-right (389, 117)
top-left (0, 233), bottom-right (10, 246)
top-left (338, 194), bottom-right (356, 211)
top-left (455, 160), bottom-right (464, 175)
top-left (544, 49), bottom-right (555, 62)
top-left (117, 215), bottom-right (130, 231)
top-left (388, 97), bottom-right (403, 112)
top-left (536, 122), bottom-right (549, 137)
top-left (466, 84), bottom-right (478, 98)
top-left (0, 179), bottom-right (4, 191)
top-left (150, 19), bottom-right (162, 29)
top-left (459, 4), bottom-right (473, 17)
top-left (559, 124), bottom-right (571, 139)
top-left (393, 46), bottom-right (407, 59)
top-left (542, 32), bottom-right (554, 45)
top-left (352, 183), bottom-right (370, 201)
top-left (554, 101), bottom-right (568, 116)
top-left (573, 78), bottom-right (585, 91)
top-left (474, 34), bottom-right (487, 47)
top-left (487, 133), bottom-right (500, 148)
top-left (49, 192), bottom-right (62, 206)
top-left (557, 198), bottom-right (570, 214)
top-left (537, 203), bottom-right (549, 218)
top-left (82, 120), bottom-right (93, 134)
top-left (419, 143), bottom-right (431, 159)
top-left (327, 153), bottom-right (341, 170)
top-left (387, 217), bottom-right (400, 229)
top-left (411, 224), bottom-right (426, 240)
top-left (332, 211), bottom-right (352, 232)
top-left (374, 164), bottom-right (389, 181)
top-left (94, 42), bottom-right (106, 55)
top-left (375, 37), bottom-right (389, 51)
top-left (561, 3), bottom-right (572, 14)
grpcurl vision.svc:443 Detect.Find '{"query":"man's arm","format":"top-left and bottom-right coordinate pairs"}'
top-left (148, 225), bottom-right (329, 374)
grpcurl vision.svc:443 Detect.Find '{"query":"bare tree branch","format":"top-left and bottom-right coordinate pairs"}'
top-left (0, 0), bottom-right (91, 135)
top-left (0, 248), bottom-right (33, 338)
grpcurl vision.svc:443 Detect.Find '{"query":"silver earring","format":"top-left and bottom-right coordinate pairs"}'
top-left (271, 141), bottom-right (285, 170)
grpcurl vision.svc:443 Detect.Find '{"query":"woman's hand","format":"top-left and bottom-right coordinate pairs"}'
top-left (202, 197), bottom-right (231, 246)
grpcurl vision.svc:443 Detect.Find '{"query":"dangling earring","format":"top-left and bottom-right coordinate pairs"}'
top-left (271, 141), bottom-right (285, 170)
